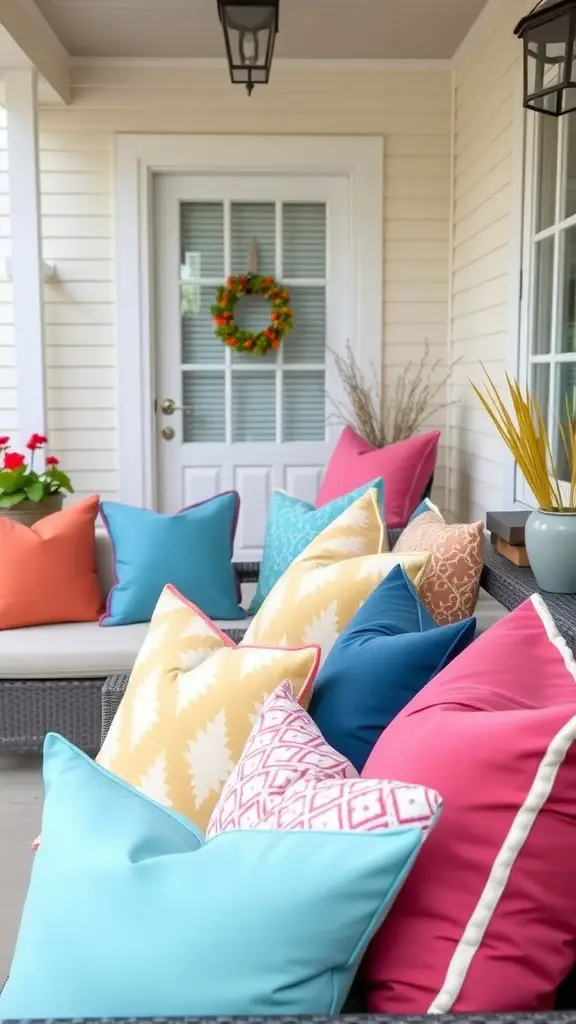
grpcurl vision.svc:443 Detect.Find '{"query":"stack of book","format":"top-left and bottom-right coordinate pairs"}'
top-left (486, 511), bottom-right (530, 567)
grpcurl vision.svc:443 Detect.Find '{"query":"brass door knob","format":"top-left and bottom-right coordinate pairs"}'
top-left (161, 426), bottom-right (175, 441)
top-left (161, 398), bottom-right (194, 415)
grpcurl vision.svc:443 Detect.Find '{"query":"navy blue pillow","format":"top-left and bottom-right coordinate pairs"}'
top-left (309, 565), bottom-right (476, 772)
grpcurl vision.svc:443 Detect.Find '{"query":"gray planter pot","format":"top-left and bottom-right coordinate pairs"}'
top-left (525, 508), bottom-right (576, 594)
top-left (0, 493), bottom-right (64, 527)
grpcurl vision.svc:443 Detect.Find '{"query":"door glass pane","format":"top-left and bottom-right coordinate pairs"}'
top-left (533, 236), bottom-right (555, 354)
top-left (283, 286), bottom-right (325, 364)
top-left (180, 202), bottom-right (224, 278)
top-left (283, 203), bottom-right (326, 278)
top-left (231, 294), bottom-right (277, 363)
top-left (283, 370), bottom-right (325, 441)
top-left (561, 226), bottom-right (576, 352)
top-left (556, 363), bottom-right (576, 481)
top-left (536, 115), bottom-right (559, 231)
top-left (232, 373), bottom-right (276, 441)
top-left (565, 112), bottom-right (576, 218)
top-left (182, 371), bottom-right (225, 442)
top-left (231, 202), bottom-right (275, 275)
top-left (531, 362), bottom-right (550, 425)
top-left (181, 285), bottom-right (224, 364)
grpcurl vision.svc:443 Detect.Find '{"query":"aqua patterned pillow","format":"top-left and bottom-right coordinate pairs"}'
top-left (249, 479), bottom-right (384, 614)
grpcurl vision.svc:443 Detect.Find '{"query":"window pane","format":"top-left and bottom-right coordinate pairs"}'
top-left (182, 371), bottom-right (225, 442)
top-left (532, 362), bottom-right (550, 426)
top-left (232, 373), bottom-right (276, 442)
top-left (283, 371), bottom-right (325, 441)
top-left (181, 285), bottom-right (225, 364)
top-left (536, 115), bottom-right (559, 231)
top-left (283, 203), bottom-right (326, 278)
top-left (231, 294), bottom-right (277, 363)
top-left (556, 363), bottom-right (576, 482)
top-left (283, 286), bottom-right (325, 364)
top-left (561, 226), bottom-right (576, 353)
top-left (231, 202), bottom-right (275, 276)
top-left (533, 236), bottom-right (555, 354)
top-left (566, 112), bottom-right (576, 218)
top-left (180, 203), bottom-right (224, 278)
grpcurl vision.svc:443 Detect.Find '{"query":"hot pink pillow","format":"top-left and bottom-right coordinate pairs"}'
top-left (361, 596), bottom-right (576, 1013)
top-left (316, 427), bottom-right (440, 528)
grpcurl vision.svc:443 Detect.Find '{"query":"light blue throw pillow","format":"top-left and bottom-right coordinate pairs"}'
top-left (249, 478), bottom-right (384, 613)
top-left (100, 492), bottom-right (246, 625)
top-left (0, 733), bottom-right (426, 1019)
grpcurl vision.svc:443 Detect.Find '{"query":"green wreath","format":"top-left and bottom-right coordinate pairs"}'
top-left (211, 273), bottom-right (294, 356)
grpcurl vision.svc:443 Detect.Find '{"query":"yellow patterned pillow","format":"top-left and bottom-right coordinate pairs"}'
top-left (242, 493), bottom-right (429, 658)
top-left (97, 586), bottom-right (319, 830)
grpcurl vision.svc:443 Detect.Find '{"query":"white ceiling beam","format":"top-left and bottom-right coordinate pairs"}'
top-left (0, 0), bottom-right (70, 104)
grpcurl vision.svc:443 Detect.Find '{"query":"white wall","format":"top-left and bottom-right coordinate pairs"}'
top-left (448, 0), bottom-right (529, 521)
top-left (1, 63), bottom-right (453, 505)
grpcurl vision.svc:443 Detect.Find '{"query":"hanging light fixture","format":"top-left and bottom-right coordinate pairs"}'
top-left (515, 0), bottom-right (576, 116)
top-left (217, 0), bottom-right (279, 96)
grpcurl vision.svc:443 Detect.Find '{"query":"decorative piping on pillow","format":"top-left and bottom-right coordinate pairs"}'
top-left (427, 594), bottom-right (576, 1014)
top-left (530, 592), bottom-right (576, 682)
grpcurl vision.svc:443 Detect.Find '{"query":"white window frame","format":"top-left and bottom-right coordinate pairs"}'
top-left (517, 108), bottom-right (576, 507)
top-left (115, 134), bottom-right (384, 509)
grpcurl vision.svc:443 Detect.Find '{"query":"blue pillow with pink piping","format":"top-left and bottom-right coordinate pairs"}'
top-left (99, 494), bottom-right (246, 625)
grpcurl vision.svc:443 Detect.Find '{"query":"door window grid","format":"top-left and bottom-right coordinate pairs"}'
top-left (179, 199), bottom-right (327, 444)
top-left (526, 112), bottom-right (576, 485)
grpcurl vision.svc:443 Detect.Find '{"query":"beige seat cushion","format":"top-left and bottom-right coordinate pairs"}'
top-left (0, 615), bottom-right (251, 679)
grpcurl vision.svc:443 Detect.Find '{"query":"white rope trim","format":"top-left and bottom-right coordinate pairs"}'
top-left (428, 593), bottom-right (576, 1013)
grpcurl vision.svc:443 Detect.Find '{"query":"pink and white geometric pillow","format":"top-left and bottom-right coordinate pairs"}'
top-left (254, 774), bottom-right (442, 835)
top-left (206, 680), bottom-right (357, 837)
top-left (207, 681), bottom-right (442, 840)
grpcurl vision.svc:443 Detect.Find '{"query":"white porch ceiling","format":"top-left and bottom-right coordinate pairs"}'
top-left (31, 0), bottom-right (489, 60)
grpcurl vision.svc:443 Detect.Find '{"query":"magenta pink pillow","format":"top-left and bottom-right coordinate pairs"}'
top-left (316, 427), bottom-right (440, 528)
top-left (361, 596), bottom-right (576, 1014)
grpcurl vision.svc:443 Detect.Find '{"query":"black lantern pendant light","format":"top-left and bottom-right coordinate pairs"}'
top-left (515, 0), bottom-right (576, 116)
top-left (217, 0), bottom-right (279, 96)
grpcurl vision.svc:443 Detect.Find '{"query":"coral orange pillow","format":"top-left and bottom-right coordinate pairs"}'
top-left (0, 497), bottom-right (102, 629)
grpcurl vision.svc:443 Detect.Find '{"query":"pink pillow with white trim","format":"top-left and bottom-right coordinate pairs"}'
top-left (362, 595), bottom-right (576, 1014)
top-left (316, 427), bottom-right (440, 529)
top-left (207, 681), bottom-right (442, 840)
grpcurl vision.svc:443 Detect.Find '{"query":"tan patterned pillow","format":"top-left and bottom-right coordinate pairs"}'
top-left (393, 499), bottom-right (484, 625)
top-left (97, 586), bottom-right (319, 831)
top-left (242, 490), bottom-right (429, 660)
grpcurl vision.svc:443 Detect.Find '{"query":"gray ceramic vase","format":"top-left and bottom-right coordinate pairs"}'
top-left (525, 508), bottom-right (576, 594)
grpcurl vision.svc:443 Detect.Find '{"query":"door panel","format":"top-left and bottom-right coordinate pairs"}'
top-left (154, 174), bottom-right (349, 560)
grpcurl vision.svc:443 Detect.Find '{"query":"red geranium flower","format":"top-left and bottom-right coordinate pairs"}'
top-left (4, 451), bottom-right (26, 470)
top-left (0, 435), bottom-right (10, 447)
top-left (26, 433), bottom-right (48, 450)
top-left (45, 455), bottom-right (60, 467)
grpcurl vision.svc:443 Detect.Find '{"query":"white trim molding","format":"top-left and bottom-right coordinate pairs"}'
top-left (5, 67), bottom-right (48, 448)
top-left (115, 133), bottom-right (384, 509)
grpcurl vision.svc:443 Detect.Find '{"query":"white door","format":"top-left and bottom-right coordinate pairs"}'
top-left (154, 173), bottom-right (350, 560)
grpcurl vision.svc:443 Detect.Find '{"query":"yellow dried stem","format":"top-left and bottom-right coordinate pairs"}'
top-left (472, 366), bottom-right (573, 510)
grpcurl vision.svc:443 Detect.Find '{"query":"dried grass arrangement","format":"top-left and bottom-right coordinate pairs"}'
top-left (329, 340), bottom-right (454, 447)
top-left (472, 366), bottom-right (576, 510)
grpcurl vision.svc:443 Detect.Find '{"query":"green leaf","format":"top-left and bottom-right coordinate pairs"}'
top-left (0, 490), bottom-right (27, 508)
top-left (0, 467), bottom-right (26, 493)
top-left (25, 480), bottom-right (45, 503)
top-left (47, 467), bottom-right (74, 493)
